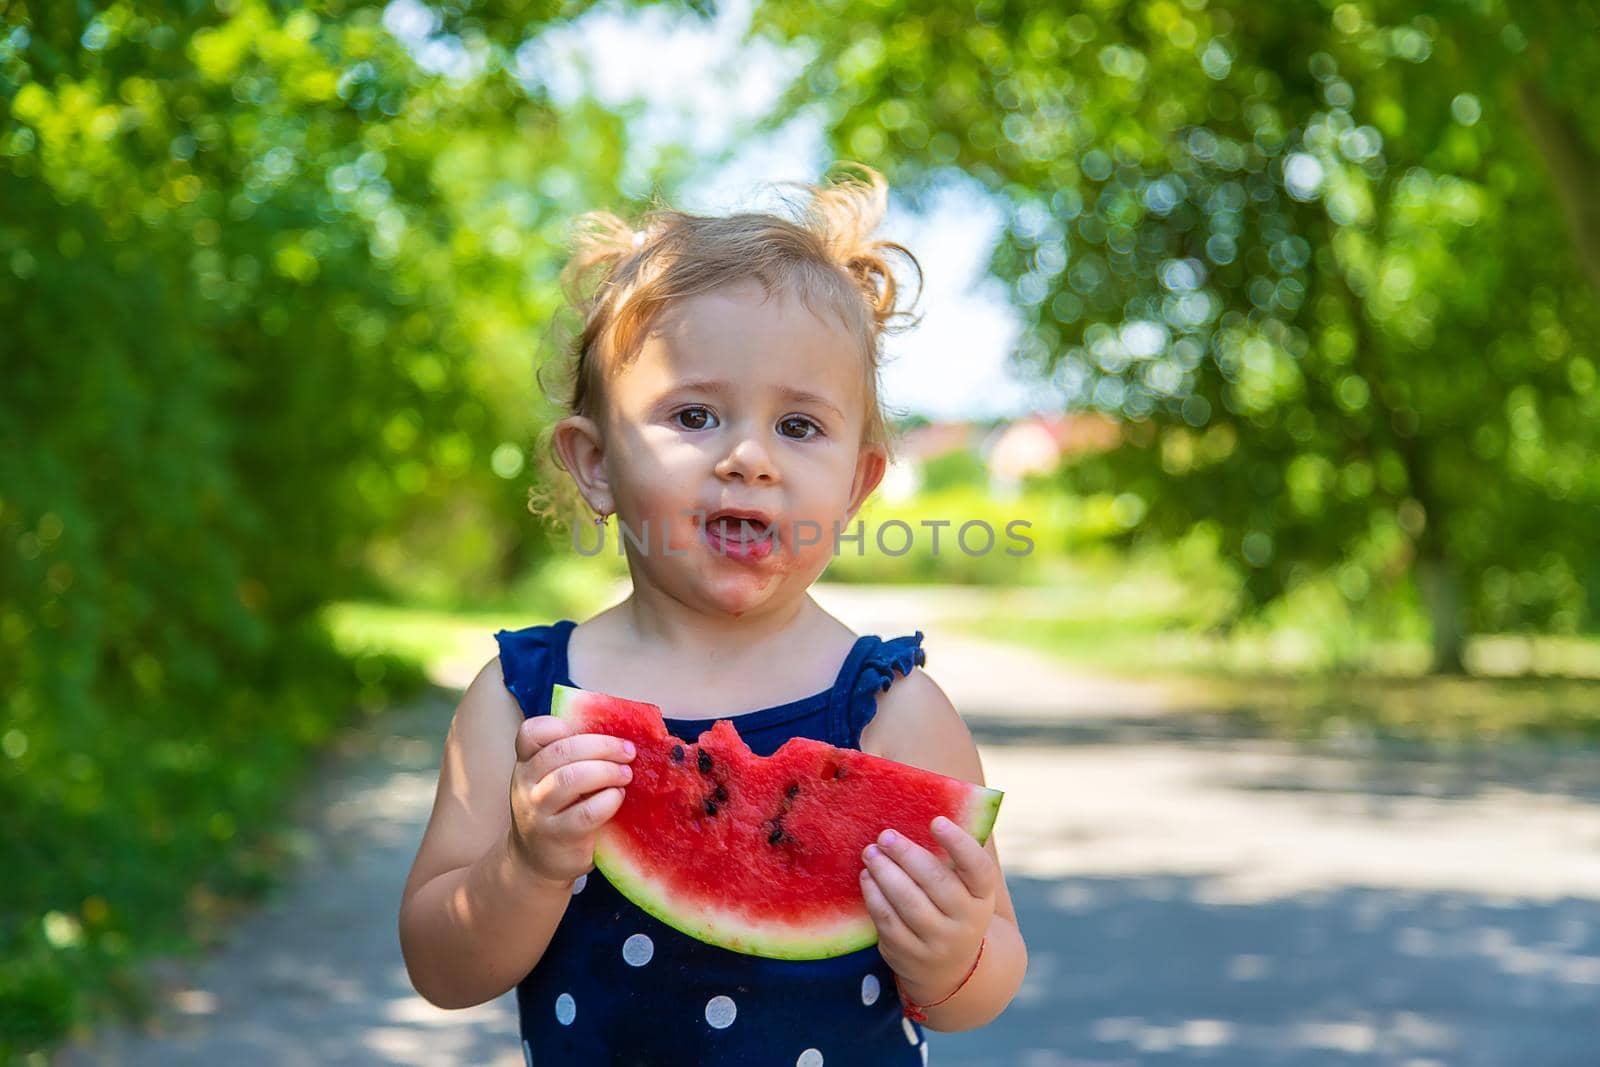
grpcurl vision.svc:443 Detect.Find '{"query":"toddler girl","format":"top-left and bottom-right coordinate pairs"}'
top-left (398, 166), bottom-right (1027, 1065)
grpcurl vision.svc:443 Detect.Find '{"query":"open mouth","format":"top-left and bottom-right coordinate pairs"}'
top-left (701, 509), bottom-right (776, 561)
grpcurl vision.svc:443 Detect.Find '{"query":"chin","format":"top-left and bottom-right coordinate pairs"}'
top-left (697, 575), bottom-right (782, 618)
top-left (708, 558), bottom-right (833, 615)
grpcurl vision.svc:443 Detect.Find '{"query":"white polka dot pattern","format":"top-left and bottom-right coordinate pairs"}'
top-left (902, 1016), bottom-right (919, 1045)
top-left (621, 933), bottom-right (654, 967)
top-left (920, 1041), bottom-right (929, 1064)
top-left (704, 994), bottom-right (737, 1029)
top-left (797, 1049), bottom-right (824, 1067)
top-left (860, 974), bottom-right (880, 1006)
top-left (570, 874), bottom-right (587, 895)
top-left (554, 993), bottom-right (575, 1026)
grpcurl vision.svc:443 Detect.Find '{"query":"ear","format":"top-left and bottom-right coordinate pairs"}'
top-left (551, 415), bottom-right (613, 516)
top-left (843, 442), bottom-right (888, 522)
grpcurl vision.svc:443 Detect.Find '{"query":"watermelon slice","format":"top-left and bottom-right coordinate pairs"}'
top-left (550, 683), bottom-right (1003, 961)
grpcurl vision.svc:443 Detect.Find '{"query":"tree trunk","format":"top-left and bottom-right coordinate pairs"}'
top-left (1416, 557), bottom-right (1468, 674)
top-left (1517, 78), bottom-right (1600, 297)
top-left (1328, 243), bottom-right (1466, 674)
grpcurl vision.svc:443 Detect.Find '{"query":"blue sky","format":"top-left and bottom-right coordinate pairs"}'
top-left (389, 0), bottom-right (1061, 422)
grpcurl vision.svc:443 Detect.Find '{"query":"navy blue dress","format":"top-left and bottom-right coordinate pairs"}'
top-left (494, 619), bottom-right (932, 1067)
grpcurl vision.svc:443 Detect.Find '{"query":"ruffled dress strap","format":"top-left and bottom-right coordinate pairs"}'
top-left (493, 619), bottom-right (576, 719)
top-left (830, 630), bottom-right (926, 749)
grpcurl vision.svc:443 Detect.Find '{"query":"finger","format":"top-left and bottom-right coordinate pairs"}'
top-left (863, 842), bottom-right (946, 940)
top-left (537, 758), bottom-right (635, 810)
top-left (931, 816), bottom-right (998, 900)
top-left (859, 867), bottom-right (912, 945)
top-left (549, 785), bottom-right (626, 835)
top-left (517, 715), bottom-right (574, 762)
top-left (874, 829), bottom-right (967, 918)
top-left (530, 733), bottom-right (637, 781)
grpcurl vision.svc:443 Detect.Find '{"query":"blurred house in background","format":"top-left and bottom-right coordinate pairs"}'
top-left (882, 414), bottom-right (1121, 500)
top-left (986, 414), bottom-right (1121, 496)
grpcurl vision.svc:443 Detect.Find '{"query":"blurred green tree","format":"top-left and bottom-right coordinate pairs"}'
top-left (750, 0), bottom-right (1600, 671)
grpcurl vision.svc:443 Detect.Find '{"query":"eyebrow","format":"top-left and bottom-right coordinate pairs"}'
top-left (666, 379), bottom-right (847, 422)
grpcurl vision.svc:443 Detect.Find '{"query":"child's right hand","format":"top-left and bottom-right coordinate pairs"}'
top-left (507, 716), bottom-right (636, 889)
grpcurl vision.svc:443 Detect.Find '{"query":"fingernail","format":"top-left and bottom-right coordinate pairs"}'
top-left (932, 816), bottom-right (951, 832)
top-left (623, 741), bottom-right (636, 758)
top-left (864, 844), bottom-right (881, 861)
top-left (879, 829), bottom-right (897, 847)
top-left (621, 765), bottom-right (633, 781)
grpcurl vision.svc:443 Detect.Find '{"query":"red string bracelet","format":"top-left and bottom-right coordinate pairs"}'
top-left (893, 937), bottom-right (986, 1023)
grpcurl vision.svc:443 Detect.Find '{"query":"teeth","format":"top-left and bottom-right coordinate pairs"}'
top-left (710, 515), bottom-right (770, 544)
top-left (715, 517), bottom-right (764, 540)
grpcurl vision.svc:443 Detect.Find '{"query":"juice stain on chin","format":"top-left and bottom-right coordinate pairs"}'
top-left (707, 555), bottom-right (800, 619)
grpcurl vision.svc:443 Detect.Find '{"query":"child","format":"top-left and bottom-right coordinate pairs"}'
top-left (398, 165), bottom-right (1027, 1064)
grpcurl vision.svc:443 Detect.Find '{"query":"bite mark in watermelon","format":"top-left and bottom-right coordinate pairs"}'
top-left (550, 683), bottom-right (1003, 961)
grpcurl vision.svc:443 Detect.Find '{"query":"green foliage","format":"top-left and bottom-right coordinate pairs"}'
top-left (750, 0), bottom-right (1600, 670)
top-left (915, 446), bottom-right (989, 492)
top-left (0, 614), bottom-right (428, 1059)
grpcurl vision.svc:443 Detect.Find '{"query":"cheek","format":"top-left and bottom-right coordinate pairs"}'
top-left (794, 452), bottom-right (864, 512)
top-left (622, 476), bottom-right (693, 528)
top-left (613, 433), bottom-right (703, 502)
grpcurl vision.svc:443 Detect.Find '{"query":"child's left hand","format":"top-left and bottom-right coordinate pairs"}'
top-left (860, 815), bottom-right (998, 1002)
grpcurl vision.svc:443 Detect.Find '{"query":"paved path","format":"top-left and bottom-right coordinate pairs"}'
top-left (57, 586), bottom-right (1600, 1065)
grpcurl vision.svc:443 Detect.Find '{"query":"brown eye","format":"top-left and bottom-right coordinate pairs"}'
top-left (675, 406), bottom-right (717, 431)
top-left (778, 415), bottom-right (821, 440)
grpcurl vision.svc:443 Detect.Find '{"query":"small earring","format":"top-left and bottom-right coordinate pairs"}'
top-left (593, 512), bottom-right (609, 526)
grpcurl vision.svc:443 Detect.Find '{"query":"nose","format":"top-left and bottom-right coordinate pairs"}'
top-left (714, 427), bottom-right (779, 485)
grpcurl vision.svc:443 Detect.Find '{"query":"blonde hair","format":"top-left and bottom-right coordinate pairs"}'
top-left (528, 163), bottom-right (924, 523)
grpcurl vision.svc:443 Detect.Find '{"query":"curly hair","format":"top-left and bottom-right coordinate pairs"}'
top-left (527, 162), bottom-right (924, 524)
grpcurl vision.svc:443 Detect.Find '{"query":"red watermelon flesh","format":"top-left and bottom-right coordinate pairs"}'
top-left (550, 683), bottom-right (1003, 960)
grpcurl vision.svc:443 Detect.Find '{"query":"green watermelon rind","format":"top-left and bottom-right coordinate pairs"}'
top-left (595, 840), bottom-right (881, 960)
top-left (550, 682), bottom-right (1004, 961)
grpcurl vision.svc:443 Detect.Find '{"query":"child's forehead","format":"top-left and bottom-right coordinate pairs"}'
top-left (620, 283), bottom-right (867, 403)
top-left (655, 280), bottom-right (852, 347)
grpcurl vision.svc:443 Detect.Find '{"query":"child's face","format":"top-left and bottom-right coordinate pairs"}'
top-left (573, 279), bottom-right (885, 619)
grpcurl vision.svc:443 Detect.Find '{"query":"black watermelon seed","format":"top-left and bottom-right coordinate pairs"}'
top-left (786, 782), bottom-right (800, 799)
top-left (768, 826), bottom-right (784, 846)
top-left (697, 749), bottom-right (713, 774)
top-left (703, 799), bottom-right (719, 816)
top-left (670, 744), bottom-right (684, 764)
top-left (833, 765), bottom-right (847, 780)
top-left (713, 784), bottom-right (728, 802)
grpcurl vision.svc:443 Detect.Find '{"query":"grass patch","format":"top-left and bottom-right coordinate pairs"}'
top-left (321, 557), bottom-right (625, 682)
top-left (951, 548), bottom-right (1600, 744)
top-left (968, 609), bottom-right (1600, 742)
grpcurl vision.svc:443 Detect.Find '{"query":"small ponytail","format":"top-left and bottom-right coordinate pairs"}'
top-left (558, 212), bottom-right (656, 325)
top-left (779, 165), bottom-right (923, 341)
